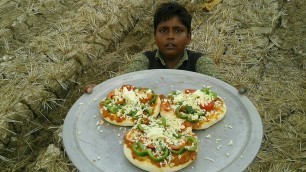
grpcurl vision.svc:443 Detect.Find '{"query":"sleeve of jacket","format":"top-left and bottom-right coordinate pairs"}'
top-left (118, 53), bottom-right (150, 75)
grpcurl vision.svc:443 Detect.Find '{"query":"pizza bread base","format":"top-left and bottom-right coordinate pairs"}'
top-left (160, 97), bottom-right (227, 130)
top-left (101, 97), bottom-right (161, 126)
top-left (123, 143), bottom-right (193, 172)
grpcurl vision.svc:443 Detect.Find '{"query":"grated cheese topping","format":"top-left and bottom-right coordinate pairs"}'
top-left (100, 86), bottom-right (157, 119)
top-left (165, 87), bottom-right (222, 121)
top-left (127, 116), bottom-right (197, 164)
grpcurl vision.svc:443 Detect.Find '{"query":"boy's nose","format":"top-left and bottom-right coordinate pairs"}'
top-left (167, 31), bottom-right (174, 40)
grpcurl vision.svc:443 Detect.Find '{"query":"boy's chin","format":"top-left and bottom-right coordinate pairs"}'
top-left (162, 52), bottom-right (182, 60)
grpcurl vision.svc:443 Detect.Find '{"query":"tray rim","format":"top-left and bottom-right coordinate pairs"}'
top-left (63, 69), bottom-right (263, 172)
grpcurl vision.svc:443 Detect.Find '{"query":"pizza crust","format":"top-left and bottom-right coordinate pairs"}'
top-left (100, 96), bottom-right (161, 126)
top-left (101, 110), bottom-right (134, 126)
top-left (193, 100), bottom-right (226, 130)
top-left (151, 96), bottom-right (161, 117)
top-left (160, 97), bottom-right (227, 130)
top-left (123, 143), bottom-right (193, 172)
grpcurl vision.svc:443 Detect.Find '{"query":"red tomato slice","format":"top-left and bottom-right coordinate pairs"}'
top-left (124, 129), bottom-right (137, 143)
top-left (140, 93), bottom-right (153, 103)
top-left (121, 84), bottom-right (135, 91)
top-left (167, 142), bottom-right (186, 150)
top-left (161, 101), bottom-right (172, 111)
top-left (200, 101), bottom-right (215, 111)
top-left (107, 90), bottom-right (115, 99)
top-left (184, 89), bottom-right (196, 94)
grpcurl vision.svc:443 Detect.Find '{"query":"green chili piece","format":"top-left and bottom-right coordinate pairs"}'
top-left (187, 115), bottom-right (199, 123)
top-left (184, 136), bottom-right (198, 152)
top-left (170, 91), bottom-right (177, 95)
top-left (133, 114), bottom-right (140, 119)
top-left (149, 94), bottom-right (157, 104)
top-left (186, 105), bottom-right (196, 114)
top-left (108, 106), bottom-right (118, 113)
top-left (175, 107), bottom-right (188, 119)
top-left (103, 99), bottom-right (112, 105)
top-left (132, 142), bottom-right (148, 157)
top-left (137, 124), bottom-right (145, 131)
top-left (160, 117), bottom-right (166, 127)
top-left (147, 148), bottom-right (169, 162)
top-left (171, 147), bottom-right (186, 155)
top-left (144, 108), bottom-right (151, 115)
top-left (176, 112), bottom-right (188, 119)
top-left (209, 92), bottom-right (217, 99)
top-left (196, 112), bottom-right (206, 116)
top-left (127, 111), bottom-right (137, 117)
top-left (201, 88), bottom-right (210, 94)
top-left (173, 131), bottom-right (182, 138)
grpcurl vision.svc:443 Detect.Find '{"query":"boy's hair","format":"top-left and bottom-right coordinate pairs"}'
top-left (154, 2), bottom-right (192, 35)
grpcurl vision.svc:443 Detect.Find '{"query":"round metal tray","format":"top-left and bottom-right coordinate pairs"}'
top-left (63, 69), bottom-right (263, 172)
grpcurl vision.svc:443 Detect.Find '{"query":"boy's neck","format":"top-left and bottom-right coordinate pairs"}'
top-left (163, 52), bottom-right (184, 69)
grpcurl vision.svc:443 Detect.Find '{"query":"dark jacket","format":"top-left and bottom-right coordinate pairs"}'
top-left (143, 50), bottom-right (203, 72)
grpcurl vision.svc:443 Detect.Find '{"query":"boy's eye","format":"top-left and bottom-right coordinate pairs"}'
top-left (175, 29), bottom-right (183, 33)
top-left (160, 29), bottom-right (168, 33)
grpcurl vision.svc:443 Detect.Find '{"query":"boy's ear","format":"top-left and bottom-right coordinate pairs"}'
top-left (187, 33), bottom-right (192, 44)
top-left (154, 32), bottom-right (157, 44)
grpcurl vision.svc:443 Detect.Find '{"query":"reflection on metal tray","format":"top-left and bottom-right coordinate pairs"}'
top-left (63, 69), bottom-right (263, 172)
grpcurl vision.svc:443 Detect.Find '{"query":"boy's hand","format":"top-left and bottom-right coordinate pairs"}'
top-left (84, 84), bottom-right (97, 94)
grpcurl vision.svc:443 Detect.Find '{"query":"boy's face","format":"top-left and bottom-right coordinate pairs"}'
top-left (155, 16), bottom-right (191, 60)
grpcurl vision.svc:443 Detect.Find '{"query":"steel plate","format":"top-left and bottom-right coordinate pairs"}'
top-left (63, 69), bottom-right (263, 172)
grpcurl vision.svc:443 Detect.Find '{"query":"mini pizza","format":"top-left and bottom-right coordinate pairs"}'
top-left (99, 84), bottom-right (161, 126)
top-left (123, 116), bottom-right (198, 172)
top-left (160, 87), bottom-right (227, 130)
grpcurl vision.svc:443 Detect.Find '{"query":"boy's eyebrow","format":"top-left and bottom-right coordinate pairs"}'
top-left (157, 25), bottom-right (186, 28)
top-left (157, 26), bottom-right (187, 31)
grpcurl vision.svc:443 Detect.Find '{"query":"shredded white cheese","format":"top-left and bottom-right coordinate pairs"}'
top-left (204, 157), bottom-right (215, 162)
top-left (127, 116), bottom-right (196, 163)
top-left (215, 138), bottom-right (222, 143)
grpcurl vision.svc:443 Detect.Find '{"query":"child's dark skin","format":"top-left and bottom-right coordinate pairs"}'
top-left (84, 2), bottom-right (224, 93)
top-left (155, 15), bottom-right (191, 69)
top-left (84, 7), bottom-right (191, 93)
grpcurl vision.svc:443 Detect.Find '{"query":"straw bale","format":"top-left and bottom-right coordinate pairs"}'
top-left (0, 121), bottom-right (10, 145)
top-left (248, 111), bottom-right (306, 171)
top-left (0, 0), bottom-right (151, 171)
top-left (117, 13), bottom-right (155, 52)
top-left (0, 1), bottom-right (20, 27)
top-left (236, 27), bottom-right (273, 36)
top-left (0, 84), bottom-right (33, 147)
top-left (0, 28), bottom-right (13, 53)
top-left (31, 144), bottom-right (71, 172)
top-left (11, 83), bottom-right (60, 119)
top-left (4, 102), bottom-right (35, 132)
top-left (53, 125), bottom-right (64, 146)
top-left (188, 0), bottom-right (274, 68)
top-left (41, 60), bottom-right (82, 97)
top-left (0, 85), bottom-right (50, 164)
top-left (0, 0), bottom-right (304, 171)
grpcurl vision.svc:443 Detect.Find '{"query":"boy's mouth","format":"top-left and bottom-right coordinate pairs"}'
top-left (165, 43), bottom-right (176, 49)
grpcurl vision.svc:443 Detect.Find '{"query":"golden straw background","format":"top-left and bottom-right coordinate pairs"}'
top-left (0, 0), bottom-right (305, 171)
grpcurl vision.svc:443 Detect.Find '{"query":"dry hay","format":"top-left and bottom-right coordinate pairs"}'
top-left (0, 0), bottom-right (305, 171)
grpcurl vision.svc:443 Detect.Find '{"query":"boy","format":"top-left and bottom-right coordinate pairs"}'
top-left (85, 2), bottom-right (223, 93)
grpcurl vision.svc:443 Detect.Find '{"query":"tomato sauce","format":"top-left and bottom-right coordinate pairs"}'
top-left (125, 141), bottom-right (197, 168)
top-left (101, 109), bottom-right (128, 123)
